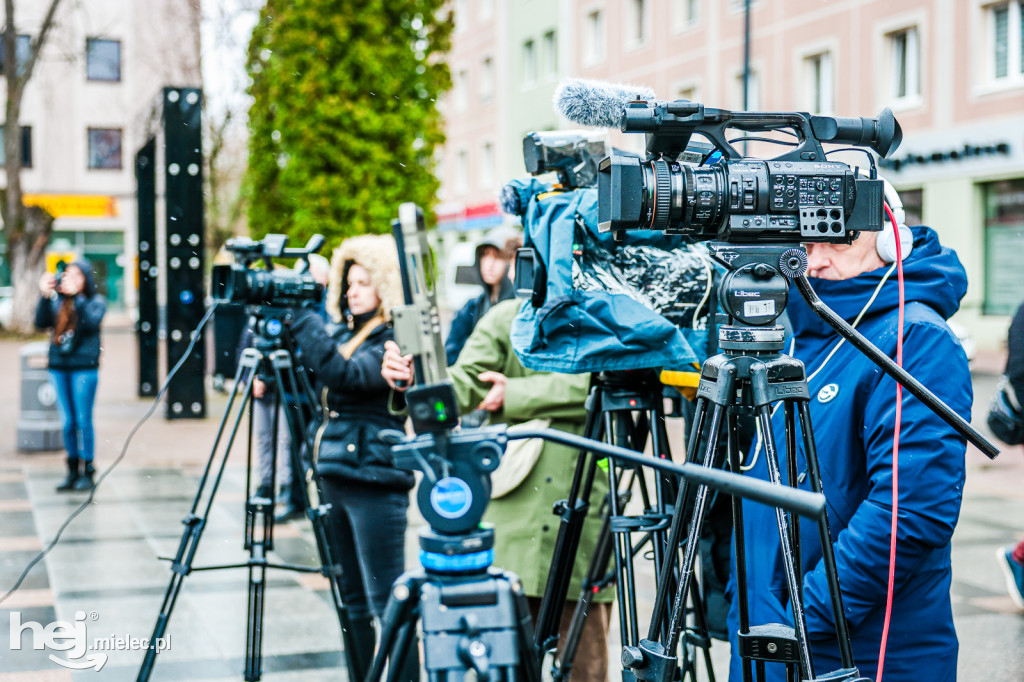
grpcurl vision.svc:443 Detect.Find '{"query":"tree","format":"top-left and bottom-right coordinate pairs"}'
top-left (3, 0), bottom-right (62, 334)
top-left (244, 0), bottom-right (452, 246)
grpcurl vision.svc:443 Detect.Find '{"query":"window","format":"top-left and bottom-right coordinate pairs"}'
top-left (673, 0), bottom-right (699, 30)
top-left (900, 188), bottom-right (923, 226)
top-left (0, 34), bottom-right (31, 75)
top-left (88, 128), bottom-right (122, 169)
top-left (989, 1), bottom-right (1024, 82)
top-left (543, 30), bottom-right (558, 78)
top-left (478, 0), bottom-right (494, 22)
top-left (983, 179), bottom-right (1024, 314)
top-left (804, 52), bottom-right (833, 114)
top-left (455, 148), bottom-right (469, 194)
top-left (86, 38), bottom-right (121, 82)
top-left (454, 68), bottom-right (469, 111)
top-left (584, 10), bottom-right (605, 64)
top-left (479, 57), bottom-right (494, 100)
top-left (454, 0), bottom-right (469, 33)
top-left (676, 84), bottom-right (699, 102)
top-left (626, 0), bottom-right (648, 46)
top-left (523, 39), bottom-right (536, 86)
top-left (479, 141), bottom-right (495, 189)
top-left (0, 125), bottom-right (33, 167)
top-left (888, 27), bottom-right (919, 102)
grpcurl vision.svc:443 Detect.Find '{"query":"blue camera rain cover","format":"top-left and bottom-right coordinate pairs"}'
top-left (509, 180), bottom-right (716, 374)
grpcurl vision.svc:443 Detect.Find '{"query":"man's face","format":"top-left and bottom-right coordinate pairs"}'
top-left (478, 246), bottom-right (508, 286)
top-left (805, 231), bottom-right (886, 280)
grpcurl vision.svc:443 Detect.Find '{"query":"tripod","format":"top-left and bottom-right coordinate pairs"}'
top-left (137, 312), bottom-right (358, 682)
top-left (534, 370), bottom-right (717, 682)
top-left (623, 245), bottom-right (863, 682)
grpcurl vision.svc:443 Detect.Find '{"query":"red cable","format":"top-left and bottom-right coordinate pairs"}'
top-left (876, 203), bottom-right (905, 681)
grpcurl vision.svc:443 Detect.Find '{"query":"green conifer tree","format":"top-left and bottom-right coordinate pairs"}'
top-left (245, 0), bottom-right (452, 244)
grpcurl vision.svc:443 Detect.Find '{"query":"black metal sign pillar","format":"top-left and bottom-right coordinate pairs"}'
top-left (135, 137), bottom-right (159, 397)
top-left (162, 87), bottom-right (206, 419)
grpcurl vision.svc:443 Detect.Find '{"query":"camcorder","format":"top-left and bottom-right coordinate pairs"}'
top-left (211, 234), bottom-right (326, 309)
top-left (522, 130), bottom-right (609, 190)
top-left (597, 100), bottom-right (902, 243)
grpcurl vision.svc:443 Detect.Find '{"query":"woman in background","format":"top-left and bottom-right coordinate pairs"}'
top-left (36, 261), bottom-right (107, 492)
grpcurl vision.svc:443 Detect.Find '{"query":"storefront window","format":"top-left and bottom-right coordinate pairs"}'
top-left (984, 179), bottom-right (1024, 315)
top-left (901, 188), bottom-right (923, 226)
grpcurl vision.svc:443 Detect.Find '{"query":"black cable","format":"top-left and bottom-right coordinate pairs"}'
top-left (0, 303), bottom-right (219, 605)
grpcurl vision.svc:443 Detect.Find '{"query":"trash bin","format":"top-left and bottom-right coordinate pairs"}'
top-left (17, 342), bottom-right (63, 452)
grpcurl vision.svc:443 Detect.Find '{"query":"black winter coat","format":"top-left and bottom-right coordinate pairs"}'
top-left (35, 294), bottom-right (107, 370)
top-left (290, 310), bottom-right (412, 491)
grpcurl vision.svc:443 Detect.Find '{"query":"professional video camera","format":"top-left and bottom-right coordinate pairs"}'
top-left (590, 98), bottom-right (899, 243)
top-left (211, 234), bottom-right (326, 308)
top-left (522, 130), bottom-right (609, 190)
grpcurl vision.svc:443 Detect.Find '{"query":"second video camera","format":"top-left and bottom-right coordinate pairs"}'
top-left (212, 234), bottom-right (325, 308)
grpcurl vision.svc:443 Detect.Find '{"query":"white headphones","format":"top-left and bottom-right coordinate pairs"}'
top-left (875, 178), bottom-right (914, 263)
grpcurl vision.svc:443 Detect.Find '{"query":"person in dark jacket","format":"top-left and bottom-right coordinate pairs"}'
top-left (994, 300), bottom-right (1024, 608)
top-left (288, 234), bottom-right (414, 681)
top-left (728, 225), bottom-right (971, 681)
top-left (444, 226), bottom-right (519, 365)
top-left (36, 261), bottom-right (107, 492)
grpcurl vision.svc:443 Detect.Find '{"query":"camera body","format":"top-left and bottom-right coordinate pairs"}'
top-left (522, 130), bottom-right (608, 190)
top-left (211, 234), bottom-right (325, 309)
top-left (598, 100), bottom-right (902, 244)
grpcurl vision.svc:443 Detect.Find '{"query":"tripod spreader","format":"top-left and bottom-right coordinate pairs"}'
top-left (509, 427), bottom-right (826, 521)
top-left (794, 275), bottom-right (999, 459)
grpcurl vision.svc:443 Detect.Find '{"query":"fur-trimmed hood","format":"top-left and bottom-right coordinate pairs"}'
top-left (326, 234), bottom-right (402, 324)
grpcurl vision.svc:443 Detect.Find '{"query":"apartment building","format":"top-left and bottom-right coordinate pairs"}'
top-left (437, 0), bottom-right (1024, 346)
top-left (0, 0), bottom-right (201, 309)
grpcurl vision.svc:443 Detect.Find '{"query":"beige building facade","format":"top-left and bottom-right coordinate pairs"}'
top-left (439, 0), bottom-right (1024, 347)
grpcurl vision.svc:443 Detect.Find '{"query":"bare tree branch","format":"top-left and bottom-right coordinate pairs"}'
top-left (17, 0), bottom-right (62, 94)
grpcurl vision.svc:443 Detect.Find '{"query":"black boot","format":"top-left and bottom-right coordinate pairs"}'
top-left (71, 463), bottom-right (95, 491)
top-left (341, 610), bottom-right (377, 682)
top-left (56, 458), bottom-right (80, 492)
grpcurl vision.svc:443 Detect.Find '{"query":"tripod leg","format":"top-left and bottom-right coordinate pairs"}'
top-left (755, 405), bottom-right (813, 681)
top-left (665, 398), bottom-right (728, 653)
top-left (369, 572), bottom-right (424, 682)
top-left (244, 496), bottom-right (273, 681)
top-left (728, 412), bottom-right (753, 682)
top-left (783, 403), bottom-right (802, 593)
top-left (796, 401), bottom-right (855, 670)
top-left (534, 388), bottom-right (605, 658)
top-left (138, 353), bottom-right (262, 682)
top-left (648, 396), bottom-right (709, 639)
top-left (553, 498), bottom-right (616, 682)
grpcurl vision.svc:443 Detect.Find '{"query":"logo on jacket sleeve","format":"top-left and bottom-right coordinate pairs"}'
top-left (817, 383), bottom-right (840, 403)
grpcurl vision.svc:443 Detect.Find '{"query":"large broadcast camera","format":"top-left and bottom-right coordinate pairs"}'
top-left (212, 234), bottom-right (326, 308)
top-left (586, 92), bottom-right (900, 243)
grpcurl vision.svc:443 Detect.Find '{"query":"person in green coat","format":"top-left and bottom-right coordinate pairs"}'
top-left (382, 297), bottom-right (613, 681)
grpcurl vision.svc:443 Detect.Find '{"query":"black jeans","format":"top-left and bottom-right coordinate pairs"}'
top-left (320, 477), bottom-right (409, 618)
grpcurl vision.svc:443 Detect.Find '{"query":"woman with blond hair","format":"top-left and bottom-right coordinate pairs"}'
top-left (289, 233), bottom-right (415, 681)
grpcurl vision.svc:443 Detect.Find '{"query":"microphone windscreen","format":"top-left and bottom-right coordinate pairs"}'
top-left (554, 78), bottom-right (656, 128)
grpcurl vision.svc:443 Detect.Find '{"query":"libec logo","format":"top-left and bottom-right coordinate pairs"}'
top-left (9, 610), bottom-right (172, 672)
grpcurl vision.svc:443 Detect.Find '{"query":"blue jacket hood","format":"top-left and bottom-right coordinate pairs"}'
top-left (787, 225), bottom-right (967, 339)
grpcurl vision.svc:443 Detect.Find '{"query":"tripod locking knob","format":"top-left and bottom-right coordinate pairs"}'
top-left (621, 646), bottom-right (646, 669)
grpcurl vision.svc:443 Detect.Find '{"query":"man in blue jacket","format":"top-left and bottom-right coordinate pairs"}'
top-left (728, 224), bottom-right (971, 681)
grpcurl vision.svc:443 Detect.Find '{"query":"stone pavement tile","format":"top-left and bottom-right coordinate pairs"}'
top-left (0, 587), bottom-right (53, 609)
top-left (0, 549), bottom-right (51, 591)
top-left (0, 537), bottom-right (43, 552)
top-left (0, 605), bottom-right (58, 672)
top-left (956, 613), bottom-right (1024, 681)
top-left (0, 500), bottom-right (31, 512)
top-left (0, 510), bottom-right (39, 535)
top-left (0, 671), bottom-right (73, 682)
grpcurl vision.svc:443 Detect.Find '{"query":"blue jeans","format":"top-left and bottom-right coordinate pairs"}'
top-left (50, 368), bottom-right (99, 463)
